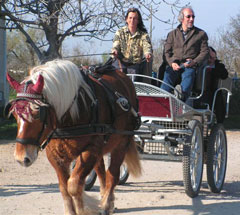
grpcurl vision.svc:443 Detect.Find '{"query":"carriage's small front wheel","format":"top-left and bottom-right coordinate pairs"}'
top-left (71, 160), bottom-right (97, 191)
top-left (118, 163), bottom-right (129, 185)
top-left (183, 120), bottom-right (204, 198)
top-left (105, 154), bottom-right (129, 185)
top-left (207, 124), bottom-right (227, 193)
top-left (85, 170), bottom-right (97, 191)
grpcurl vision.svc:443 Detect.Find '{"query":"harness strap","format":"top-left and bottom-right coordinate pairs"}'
top-left (16, 138), bottom-right (39, 145)
top-left (51, 123), bottom-right (135, 139)
top-left (97, 79), bottom-right (117, 121)
top-left (80, 70), bottom-right (99, 123)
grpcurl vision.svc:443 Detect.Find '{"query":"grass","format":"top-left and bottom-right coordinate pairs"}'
top-left (0, 119), bottom-right (17, 140)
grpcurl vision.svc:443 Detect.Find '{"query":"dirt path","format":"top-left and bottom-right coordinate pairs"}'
top-left (1, 130), bottom-right (240, 215)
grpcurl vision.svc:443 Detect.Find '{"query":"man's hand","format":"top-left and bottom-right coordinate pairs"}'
top-left (184, 59), bottom-right (195, 68)
top-left (172, 62), bottom-right (181, 71)
top-left (145, 53), bottom-right (152, 62)
top-left (112, 50), bottom-right (118, 58)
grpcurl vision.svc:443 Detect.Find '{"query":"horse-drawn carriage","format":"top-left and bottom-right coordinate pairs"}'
top-left (4, 60), bottom-right (232, 214)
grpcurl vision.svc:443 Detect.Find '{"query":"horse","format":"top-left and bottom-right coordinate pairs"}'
top-left (5, 59), bottom-right (142, 215)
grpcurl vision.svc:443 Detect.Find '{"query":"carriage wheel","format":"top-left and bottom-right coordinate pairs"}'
top-left (105, 154), bottom-right (129, 185)
top-left (183, 120), bottom-right (204, 198)
top-left (207, 124), bottom-right (227, 193)
top-left (84, 170), bottom-right (97, 191)
top-left (71, 160), bottom-right (97, 191)
top-left (118, 163), bottom-right (129, 185)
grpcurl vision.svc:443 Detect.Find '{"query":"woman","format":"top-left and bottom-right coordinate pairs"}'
top-left (111, 8), bottom-right (153, 78)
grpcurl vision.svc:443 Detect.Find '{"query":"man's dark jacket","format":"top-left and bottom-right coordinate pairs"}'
top-left (164, 24), bottom-right (209, 67)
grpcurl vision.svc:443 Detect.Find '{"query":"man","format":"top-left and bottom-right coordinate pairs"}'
top-left (111, 8), bottom-right (153, 78)
top-left (161, 6), bottom-right (209, 102)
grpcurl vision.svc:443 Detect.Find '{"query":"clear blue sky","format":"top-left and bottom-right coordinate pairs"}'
top-left (64, 0), bottom-right (240, 56)
top-left (151, 0), bottom-right (240, 40)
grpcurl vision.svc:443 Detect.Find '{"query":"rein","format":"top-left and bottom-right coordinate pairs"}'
top-left (51, 124), bottom-right (136, 139)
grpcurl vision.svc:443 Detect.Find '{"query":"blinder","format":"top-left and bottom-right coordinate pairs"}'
top-left (3, 101), bottom-right (14, 119)
top-left (39, 105), bottom-right (48, 122)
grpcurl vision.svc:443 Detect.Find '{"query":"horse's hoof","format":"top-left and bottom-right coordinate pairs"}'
top-left (99, 210), bottom-right (110, 215)
top-left (99, 208), bottom-right (115, 215)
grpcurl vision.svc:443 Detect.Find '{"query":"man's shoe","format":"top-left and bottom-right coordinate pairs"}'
top-left (174, 85), bottom-right (187, 102)
top-left (174, 85), bottom-right (182, 99)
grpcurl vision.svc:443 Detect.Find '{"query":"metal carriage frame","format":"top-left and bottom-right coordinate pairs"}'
top-left (128, 66), bottom-right (232, 198)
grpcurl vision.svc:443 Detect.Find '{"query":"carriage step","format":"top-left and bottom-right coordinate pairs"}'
top-left (140, 153), bottom-right (182, 162)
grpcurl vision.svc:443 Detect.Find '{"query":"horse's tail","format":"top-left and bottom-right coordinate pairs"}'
top-left (124, 136), bottom-right (142, 177)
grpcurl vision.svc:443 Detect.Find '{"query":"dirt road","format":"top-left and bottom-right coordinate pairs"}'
top-left (1, 130), bottom-right (240, 215)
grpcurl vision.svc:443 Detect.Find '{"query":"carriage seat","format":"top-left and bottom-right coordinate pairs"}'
top-left (191, 64), bottom-right (211, 97)
top-left (191, 64), bottom-right (232, 116)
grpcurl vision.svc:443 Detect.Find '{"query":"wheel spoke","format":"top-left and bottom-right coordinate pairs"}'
top-left (190, 127), bottom-right (202, 190)
top-left (209, 127), bottom-right (227, 190)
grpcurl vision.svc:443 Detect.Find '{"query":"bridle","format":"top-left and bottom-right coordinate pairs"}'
top-left (5, 94), bottom-right (52, 150)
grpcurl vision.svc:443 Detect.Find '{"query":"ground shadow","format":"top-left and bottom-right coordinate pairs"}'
top-left (115, 201), bottom-right (240, 215)
top-left (0, 183), bottom-right (59, 197)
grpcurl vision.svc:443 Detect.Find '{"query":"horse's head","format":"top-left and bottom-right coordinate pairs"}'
top-left (6, 73), bottom-right (54, 167)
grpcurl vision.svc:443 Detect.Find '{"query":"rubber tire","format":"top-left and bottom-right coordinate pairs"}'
top-left (183, 120), bottom-right (204, 198)
top-left (84, 170), bottom-right (97, 191)
top-left (207, 124), bottom-right (227, 193)
top-left (71, 160), bottom-right (97, 191)
top-left (105, 154), bottom-right (129, 185)
top-left (118, 163), bottom-right (129, 185)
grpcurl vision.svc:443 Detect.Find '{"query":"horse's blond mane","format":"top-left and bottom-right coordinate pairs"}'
top-left (29, 59), bottom-right (95, 121)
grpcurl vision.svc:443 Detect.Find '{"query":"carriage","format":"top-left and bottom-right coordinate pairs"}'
top-left (85, 64), bottom-right (232, 198)
top-left (130, 67), bottom-right (232, 198)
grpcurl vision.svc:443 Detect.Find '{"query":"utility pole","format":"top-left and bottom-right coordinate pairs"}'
top-left (0, 6), bottom-right (8, 117)
top-left (148, 5), bottom-right (153, 76)
top-left (149, 5), bottom-right (152, 41)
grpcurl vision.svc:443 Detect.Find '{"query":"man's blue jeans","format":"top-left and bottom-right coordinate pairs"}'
top-left (161, 66), bottom-right (196, 99)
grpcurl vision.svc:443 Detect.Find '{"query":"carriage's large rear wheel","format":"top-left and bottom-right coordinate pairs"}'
top-left (207, 124), bottom-right (227, 193)
top-left (183, 120), bottom-right (204, 198)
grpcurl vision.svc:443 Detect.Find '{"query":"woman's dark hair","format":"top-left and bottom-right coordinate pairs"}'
top-left (209, 46), bottom-right (216, 54)
top-left (209, 46), bottom-right (218, 59)
top-left (125, 8), bottom-right (147, 33)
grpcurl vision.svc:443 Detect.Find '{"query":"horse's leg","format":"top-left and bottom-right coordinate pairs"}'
top-left (101, 141), bottom-right (127, 215)
top-left (94, 158), bottom-right (106, 198)
top-left (68, 151), bottom-right (100, 215)
top-left (46, 146), bottom-right (75, 215)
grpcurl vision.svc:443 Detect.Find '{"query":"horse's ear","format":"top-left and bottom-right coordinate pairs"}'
top-left (6, 73), bottom-right (21, 90)
top-left (32, 74), bottom-right (44, 94)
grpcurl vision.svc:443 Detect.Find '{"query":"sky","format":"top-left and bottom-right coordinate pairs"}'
top-left (63, 0), bottom-right (240, 57)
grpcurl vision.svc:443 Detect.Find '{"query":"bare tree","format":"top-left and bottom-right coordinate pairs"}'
top-left (0, 0), bottom-right (186, 63)
top-left (7, 29), bottom-right (43, 69)
top-left (211, 13), bottom-right (240, 77)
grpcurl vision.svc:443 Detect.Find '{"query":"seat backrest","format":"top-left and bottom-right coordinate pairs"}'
top-left (193, 64), bottom-right (211, 93)
top-left (218, 77), bottom-right (232, 92)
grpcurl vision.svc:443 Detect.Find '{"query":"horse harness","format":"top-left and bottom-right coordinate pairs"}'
top-left (5, 66), bottom-right (141, 150)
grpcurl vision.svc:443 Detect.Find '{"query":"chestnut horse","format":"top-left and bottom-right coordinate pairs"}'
top-left (6, 59), bottom-right (141, 215)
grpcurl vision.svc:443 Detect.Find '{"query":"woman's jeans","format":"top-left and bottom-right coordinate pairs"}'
top-left (161, 66), bottom-right (196, 99)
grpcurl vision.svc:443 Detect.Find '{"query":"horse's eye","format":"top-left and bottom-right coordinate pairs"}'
top-left (32, 107), bottom-right (41, 120)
